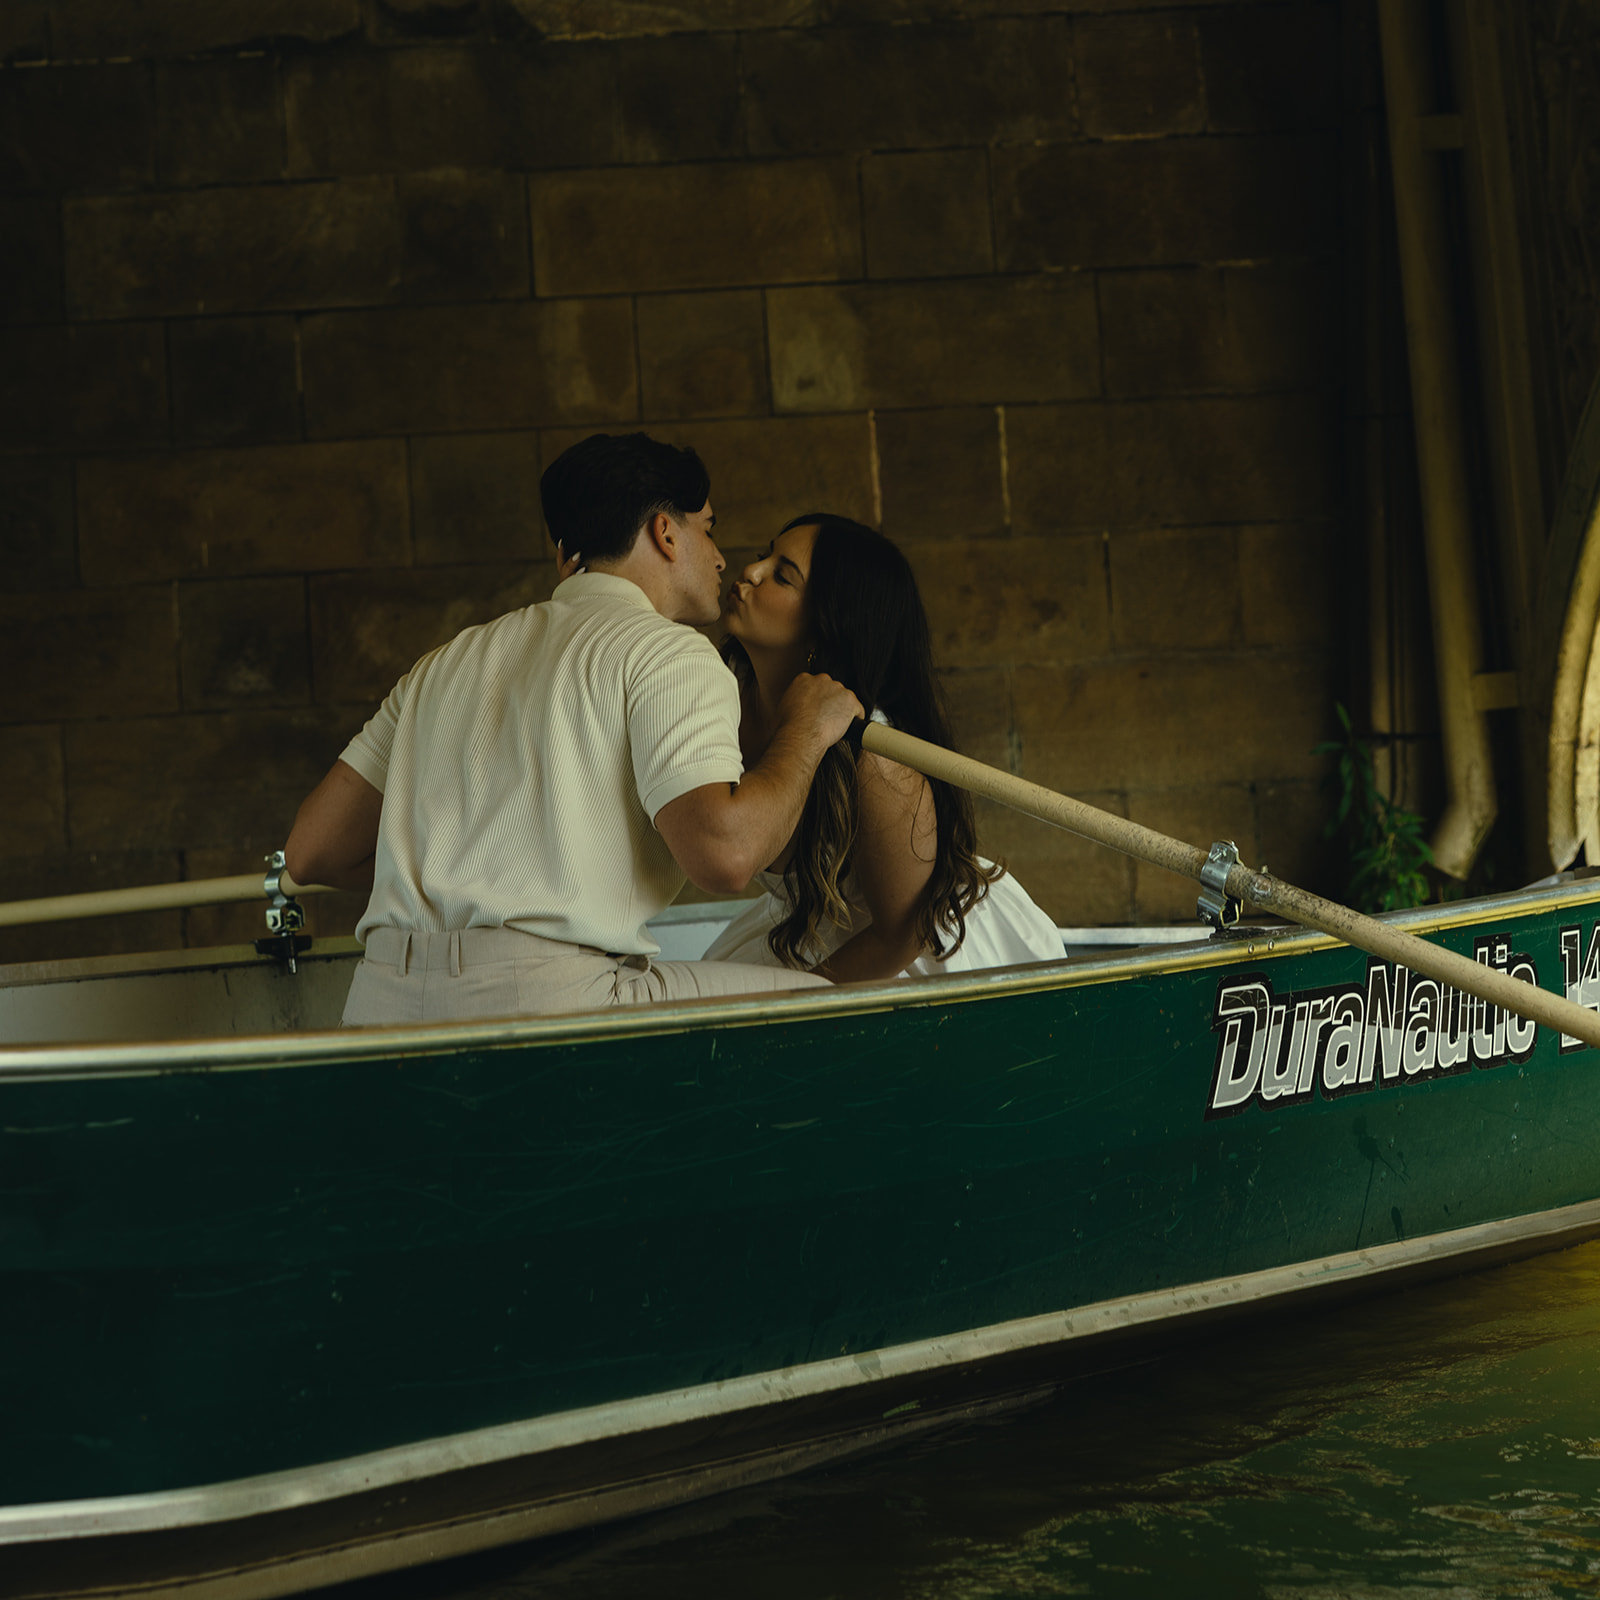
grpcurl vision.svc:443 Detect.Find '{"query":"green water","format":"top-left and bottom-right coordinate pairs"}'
top-left (346, 1241), bottom-right (1600, 1598)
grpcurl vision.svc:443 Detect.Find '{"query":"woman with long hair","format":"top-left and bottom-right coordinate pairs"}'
top-left (703, 512), bottom-right (1061, 983)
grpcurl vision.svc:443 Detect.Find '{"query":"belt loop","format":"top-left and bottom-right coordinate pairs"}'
top-left (449, 930), bottom-right (462, 978)
top-left (399, 932), bottom-right (413, 978)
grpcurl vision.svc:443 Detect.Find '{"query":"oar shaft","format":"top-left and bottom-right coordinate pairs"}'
top-left (862, 726), bottom-right (1214, 883)
top-left (860, 722), bottom-right (1600, 1051)
top-left (0, 871), bottom-right (329, 929)
top-left (1232, 869), bottom-right (1598, 1048)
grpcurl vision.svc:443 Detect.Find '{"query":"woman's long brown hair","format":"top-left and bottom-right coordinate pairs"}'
top-left (722, 514), bottom-right (1001, 968)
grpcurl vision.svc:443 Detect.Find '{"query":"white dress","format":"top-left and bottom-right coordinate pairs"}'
top-left (706, 710), bottom-right (1062, 977)
top-left (701, 860), bottom-right (1064, 977)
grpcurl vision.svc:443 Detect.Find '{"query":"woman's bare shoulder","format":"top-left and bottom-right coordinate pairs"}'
top-left (855, 751), bottom-right (934, 850)
top-left (856, 749), bottom-right (924, 797)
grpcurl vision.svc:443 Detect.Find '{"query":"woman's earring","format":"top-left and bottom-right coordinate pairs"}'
top-left (805, 648), bottom-right (817, 670)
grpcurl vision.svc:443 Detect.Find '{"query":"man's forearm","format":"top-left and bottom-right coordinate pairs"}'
top-left (656, 724), bottom-right (839, 894)
top-left (284, 760), bottom-right (383, 892)
top-left (295, 854), bottom-right (377, 894)
top-left (655, 672), bottom-right (863, 895)
top-left (725, 718), bottom-right (836, 871)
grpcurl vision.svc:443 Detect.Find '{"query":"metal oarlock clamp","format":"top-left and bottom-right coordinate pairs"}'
top-left (1197, 840), bottom-right (1244, 932)
top-left (257, 849), bottom-right (313, 974)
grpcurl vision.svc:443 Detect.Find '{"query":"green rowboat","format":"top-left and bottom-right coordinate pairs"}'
top-left (6, 876), bottom-right (1600, 1598)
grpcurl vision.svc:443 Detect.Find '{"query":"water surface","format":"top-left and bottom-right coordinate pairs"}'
top-left (335, 1240), bottom-right (1600, 1598)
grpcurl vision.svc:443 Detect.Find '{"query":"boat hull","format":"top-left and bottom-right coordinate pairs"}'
top-left (7, 879), bottom-right (1600, 1595)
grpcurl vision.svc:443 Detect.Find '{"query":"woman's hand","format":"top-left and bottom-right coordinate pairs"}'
top-left (555, 541), bottom-right (584, 581)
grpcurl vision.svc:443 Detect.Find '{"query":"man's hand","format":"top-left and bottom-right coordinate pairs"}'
top-left (773, 671), bottom-right (865, 756)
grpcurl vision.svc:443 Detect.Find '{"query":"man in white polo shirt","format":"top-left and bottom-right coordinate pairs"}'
top-left (284, 432), bottom-right (862, 1023)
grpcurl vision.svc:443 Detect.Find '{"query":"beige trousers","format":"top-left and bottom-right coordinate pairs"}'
top-left (341, 925), bottom-right (829, 1025)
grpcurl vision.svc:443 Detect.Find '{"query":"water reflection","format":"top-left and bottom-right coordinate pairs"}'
top-left (331, 1240), bottom-right (1600, 1599)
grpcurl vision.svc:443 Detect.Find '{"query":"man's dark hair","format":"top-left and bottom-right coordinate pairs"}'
top-left (540, 433), bottom-right (711, 565)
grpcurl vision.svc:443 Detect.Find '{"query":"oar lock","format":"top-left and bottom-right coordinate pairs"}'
top-left (1197, 840), bottom-right (1244, 932)
top-left (257, 849), bottom-right (313, 974)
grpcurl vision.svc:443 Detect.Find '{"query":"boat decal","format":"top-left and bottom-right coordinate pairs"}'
top-left (1206, 932), bottom-right (1552, 1119)
top-left (1559, 922), bottom-right (1600, 1052)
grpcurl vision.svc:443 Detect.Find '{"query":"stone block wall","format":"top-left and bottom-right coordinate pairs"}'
top-left (1, 0), bottom-right (1345, 962)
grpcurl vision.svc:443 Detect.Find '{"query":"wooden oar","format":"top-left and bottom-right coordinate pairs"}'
top-left (0, 870), bottom-right (332, 929)
top-left (853, 718), bottom-right (1600, 1052)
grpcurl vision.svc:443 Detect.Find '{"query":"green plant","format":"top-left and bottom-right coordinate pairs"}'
top-left (1315, 703), bottom-right (1434, 913)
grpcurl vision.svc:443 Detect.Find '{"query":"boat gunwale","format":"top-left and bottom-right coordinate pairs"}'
top-left (6, 1193), bottom-right (1600, 1548)
top-left (6, 878), bottom-right (1600, 1081)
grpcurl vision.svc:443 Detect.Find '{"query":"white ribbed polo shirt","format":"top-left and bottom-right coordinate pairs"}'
top-left (341, 571), bottom-right (743, 955)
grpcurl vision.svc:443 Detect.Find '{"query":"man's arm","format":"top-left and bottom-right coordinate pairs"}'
top-left (656, 674), bottom-right (862, 895)
top-left (284, 759), bottom-right (384, 892)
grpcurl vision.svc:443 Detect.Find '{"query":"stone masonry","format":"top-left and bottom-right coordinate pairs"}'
top-left (0, 0), bottom-right (1344, 962)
